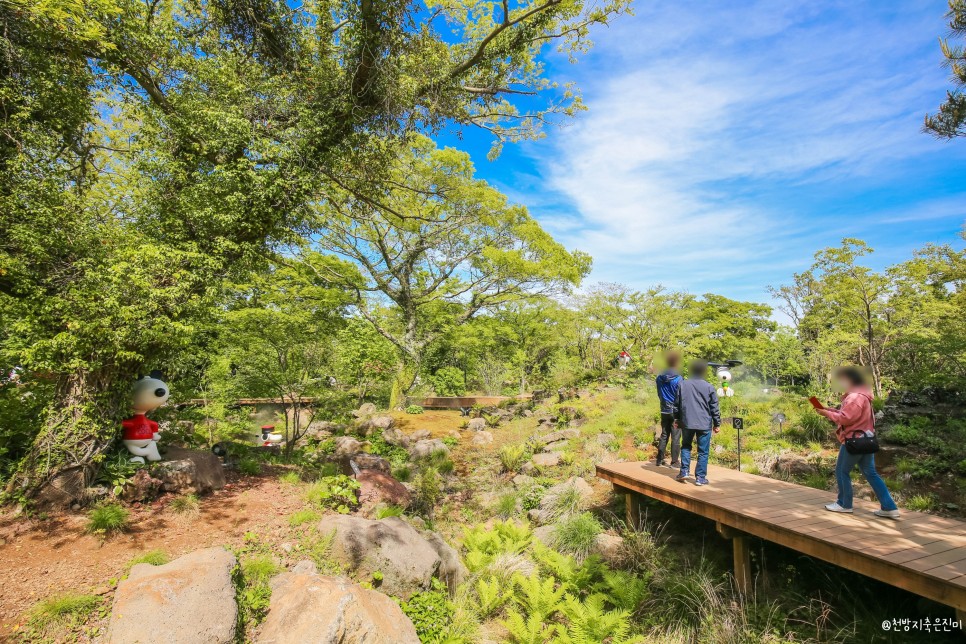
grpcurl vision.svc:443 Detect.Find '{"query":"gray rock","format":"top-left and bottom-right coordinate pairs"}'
top-left (773, 453), bottom-right (817, 477)
top-left (519, 461), bottom-right (536, 475)
top-left (409, 429), bottom-right (432, 442)
top-left (592, 533), bottom-right (625, 563)
top-left (467, 418), bottom-right (487, 432)
top-left (352, 403), bottom-right (378, 418)
top-left (107, 547), bottom-right (237, 644)
top-left (157, 447), bottom-right (226, 495)
top-left (291, 560), bottom-right (317, 575)
top-left (542, 440), bottom-right (568, 452)
top-left (410, 439), bottom-right (449, 459)
top-left (369, 415), bottom-right (394, 430)
top-left (423, 532), bottom-right (468, 592)
top-left (349, 453), bottom-right (391, 473)
top-left (511, 474), bottom-right (535, 488)
top-left (532, 525), bottom-right (554, 545)
top-left (531, 452), bottom-right (563, 468)
top-left (539, 428), bottom-right (579, 444)
top-left (596, 433), bottom-right (616, 446)
top-left (382, 427), bottom-right (410, 448)
top-left (256, 573), bottom-right (419, 644)
top-left (317, 516), bottom-right (442, 599)
top-left (334, 436), bottom-right (365, 457)
top-left (523, 409), bottom-right (534, 418)
top-left (471, 431), bottom-right (494, 446)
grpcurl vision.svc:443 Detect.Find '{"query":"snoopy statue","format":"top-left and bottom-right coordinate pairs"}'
top-left (121, 372), bottom-right (170, 463)
top-left (708, 360), bottom-right (743, 398)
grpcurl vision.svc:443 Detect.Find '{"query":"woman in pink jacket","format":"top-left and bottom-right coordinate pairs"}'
top-left (816, 367), bottom-right (899, 519)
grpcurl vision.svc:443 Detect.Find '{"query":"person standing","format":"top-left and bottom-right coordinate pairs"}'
top-left (654, 351), bottom-right (683, 467)
top-left (674, 360), bottom-right (721, 486)
top-left (816, 367), bottom-right (899, 519)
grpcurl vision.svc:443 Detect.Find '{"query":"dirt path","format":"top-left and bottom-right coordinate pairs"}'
top-left (0, 470), bottom-right (305, 638)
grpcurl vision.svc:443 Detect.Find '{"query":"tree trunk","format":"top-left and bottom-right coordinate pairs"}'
top-left (389, 362), bottom-right (418, 409)
top-left (5, 368), bottom-right (128, 506)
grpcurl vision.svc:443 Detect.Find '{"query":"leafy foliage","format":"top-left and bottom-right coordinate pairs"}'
top-left (86, 502), bottom-right (129, 536)
top-left (304, 475), bottom-right (360, 514)
top-left (399, 579), bottom-right (455, 643)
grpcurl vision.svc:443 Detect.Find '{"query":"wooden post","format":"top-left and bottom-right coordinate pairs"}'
top-left (717, 522), bottom-right (752, 594)
top-left (618, 485), bottom-right (642, 531)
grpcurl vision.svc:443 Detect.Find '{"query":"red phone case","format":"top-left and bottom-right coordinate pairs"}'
top-left (808, 396), bottom-right (824, 410)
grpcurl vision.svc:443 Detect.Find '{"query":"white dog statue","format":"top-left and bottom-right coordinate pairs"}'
top-left (121, 375), bottom-right (170, 463)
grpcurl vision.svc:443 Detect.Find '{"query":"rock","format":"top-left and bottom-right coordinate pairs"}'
top-left (511, 474), bottom-right (535, 488)
top-left (107, 547), bottom-right (237, 644)
top-left (523, 410), bottom-right (534, 418)
top-left (531, 477), bottom-right (593, 524)
top-left (281, 542), bottom-right (293, 554)
top-left (292, 560), bottom-right (317, 575)
top-left (409, 429), bottom-right (432, 442)
top-left (120, 469), bottom-right (163, 503)
top-left (536, 416), bottom-right (553, 425)
top-left (422, 531), bottom-right (468, 592)
top-left (542, 440), bottom-right (568, 453)
top-left (519, 461), bottom-right (536, 475)
top-left (447, 430), bottom-right (461, 440)
top-left (157, 447), bottom-right (226, 495)
top-left (539, 428), bottom-right (579, 444)
top-left (349, 454), bottom-right (391, 473)
top-left (467, 418), bottom-right (487, 432)
top-left (531, 452), bottom-right (563, 468)
top-left (317, 516), bottom-right (443, 599)
top-left (568, 418), bottom-right (587, 428)
top-left (369, 415), bottom-right (394, 430)
top-left (352, 403), bottom-right (378, 418)
top-left (410, 439), bottom-right (449, 459)
top-left (773, 453), bottom-right (817, 477)
top-left (334, 436), bottom-right (365, 457)
top-left (592, 533), bottom-right (625, 563)
top-left (596, 433), bottom-right (616, 446)
top-left (256, 573), bottom-right (419, 644)
top-left (357, 470), bottom-right (411, 508)
top-left (382, 427), bottom-right (410, 448)
top-left (471, 431), bottom-right (494, 446)
top-left (532, 525), bottom-right (554, 545)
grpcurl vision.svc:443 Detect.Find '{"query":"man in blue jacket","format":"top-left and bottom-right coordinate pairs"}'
top-left (674, 360), bottom-right (721, 486)
top-left (654, 351), bottom-right (683, 467)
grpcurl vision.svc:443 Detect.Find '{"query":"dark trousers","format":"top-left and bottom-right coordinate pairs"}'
top-left (656, 413), bottom-right (681, 465)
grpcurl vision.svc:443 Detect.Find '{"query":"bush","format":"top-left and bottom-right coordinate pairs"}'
top-left (169, 494), bottom-right (200, 515)
top-left (304, 475), bottom-right (361, 514)
top-left (550, 512), bottom-right (602, 560)
top-left (393, 464), bottom-right (413, 482)
top-left (793, 412), bottom-right (829, 444)
top-left (86, 502), bottom-right (129, 536)
top-left (499, 444), bottom-right (529, 472)
top-left (883, 418), bottom-right (929, 446)
top-left (411, 467), bottom-right (443, 516)
top-left (25, 593), bottom-right (101, 640)
top-left (400, 580), bottom-right (454, 642)
top-left (405, 404), bottom-right (424, 414)
top-left (431, 366), bottom-right (466, 397)
top-left (238, 457), bottom-right (261, 475)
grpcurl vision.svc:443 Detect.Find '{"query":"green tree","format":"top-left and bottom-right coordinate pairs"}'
top-left (310, 137), bottom-right (591, 405)
top-left (925, 1), bottom-right (966, 138)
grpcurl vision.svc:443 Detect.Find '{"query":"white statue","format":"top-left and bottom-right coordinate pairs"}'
top-left (121, 375), bottom-right (170, 463)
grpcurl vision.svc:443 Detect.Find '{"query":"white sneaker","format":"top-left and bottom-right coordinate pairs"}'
top-left (824, 503), bottom-right (853, 513)
top-left (873, 509), bottom-right (900, 520)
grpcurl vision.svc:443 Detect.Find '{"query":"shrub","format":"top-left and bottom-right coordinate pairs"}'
top-left (520, 485), bottom-right (545, 511)
top-left (238, 457), bottom-right (261, 475)
top-left (431, 366), bottom-right (466, 397)
top-left (374, 505), bottom-right (405, 519)
top-left (883, 419), bottom-right (929, 446)
top-left (793, 412), bottom-right (829, 444)
top-left (169, 494), bottom-right (200, 515)
top-left (126, 549), bottom-right (170, 570)
top-left (550, 512), bottom-right (602, 560)
top-left (86, 502), bottom-right (130, 536)
top-left (405, 404), bottom-right (424, 414)
top-left (411, 467), bottom-right (443, 516)
top-left (25, 593), bottom-right (101, 640)
top-left (400, 580), bottom-right (454, 642)
top-left (393, 464), bottom-right (413, 482)
top-left (288, 509), bottom-right (321, 526)
top-left (304, 475), bottom-right (361, 514)
top-left (499, 444), bottom-right (529, 472)
top-left (495, 491), bottom-right (519, 519)
top-left (904, 494), bottom-right (934, 511)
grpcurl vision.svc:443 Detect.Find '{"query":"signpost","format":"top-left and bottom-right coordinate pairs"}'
top-left (732, 416), bottom-right (744, 471)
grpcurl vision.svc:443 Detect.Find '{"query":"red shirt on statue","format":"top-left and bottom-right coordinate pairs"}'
top-left (122, 414), bottom-right (158, 441)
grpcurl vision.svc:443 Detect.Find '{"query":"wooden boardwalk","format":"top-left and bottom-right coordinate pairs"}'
top-left (597, 461), bottom-right (966, 613)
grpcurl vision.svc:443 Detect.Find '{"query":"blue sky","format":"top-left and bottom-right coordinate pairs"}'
top-left (437, 0), bottom-right (966, 305)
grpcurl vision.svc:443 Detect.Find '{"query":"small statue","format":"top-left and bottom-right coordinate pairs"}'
top-left (122, 373), bottom-right (170, 463)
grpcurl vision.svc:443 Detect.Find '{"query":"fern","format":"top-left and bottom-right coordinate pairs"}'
top-left (502, 608), bottom-right (561, 644)
top-left (554, 594), bottom-right (632, 644)
top-left (476, 577), bottom-right (511, 618)
top-left (462, 521), bottom-right (532, 571)
top-left (511, 573), bottom-right (565, 622)
top-left (594, 569), bottom-right (650, 613)
top-left (532, 541), bottom-right (604, 594)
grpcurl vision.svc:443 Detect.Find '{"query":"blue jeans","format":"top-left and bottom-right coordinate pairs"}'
top-left (680, 429), bottom-right (711, 480)
top-left (834, 444), bottom-right (898, 511)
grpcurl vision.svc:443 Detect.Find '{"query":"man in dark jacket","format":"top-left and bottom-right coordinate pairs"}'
top-left (654, 351), bottom-right (682, 467)
top-left (673, 360), bottom-right (721, 486)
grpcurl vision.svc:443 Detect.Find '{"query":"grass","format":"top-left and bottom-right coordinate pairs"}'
top-left (495, 491), bottom-right (518, 519)
top-left (550, 512), bottom-right (602, 560)
top-left (288, 508), bottom-right (321, 526)
top-left (126, 549), bottom-right (170, 571)
top-left (238, 457), bottom-right (261, 475)
top-left (169, 493), bottom-right (200, 515)
top-left (26, 593), bottom-right (102, 640)
top-left (86, 502), bottom-right (129, 536)
top-left (374, 504), bottom-right (406, 519)
top-left (279, 470), bottom-right (301, 485)
top-left (904, 494), bottom-right (935, 511)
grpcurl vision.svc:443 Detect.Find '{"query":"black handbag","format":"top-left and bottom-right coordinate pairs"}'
top-left (844, 430), bottom-right (879, 455)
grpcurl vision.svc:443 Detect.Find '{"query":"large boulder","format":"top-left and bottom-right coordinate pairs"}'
top-left (772, 453), bottom-right (817, 477)
top-left (423, 532), bottom-right (468, 592)
top-left (382, 427), bottom-right (411, 448)
top-left (409, 439), bottom-right (449, 460)
top-left (107, 547), bottom-right (237, 644)
top-left (334, 436), bottom-right (366, 457)
top-left (120, 468), bottom-right (163, 503)
top-left (256, 569), bottom-right (419, 644)
top-left (541, 440), bottom-right (568, 453)
top-left (357, 470), bottom-right (411, 508)
top-left (539, 428), bottom-right (579, 444)
top-left (471, 431), bottom-right (494, 446)
top-left (156, 447), bottom-right (226, 495)
top-left (369, 415), bottom-right (395, 430)
top-left (352, 403), bottom-right (378, 419)
top-left (467, 418), bottom-right (487, 432)
top-left (531, 452), bottom-right (563, 468)
top-left (317, 516), bottom-right (443, 598)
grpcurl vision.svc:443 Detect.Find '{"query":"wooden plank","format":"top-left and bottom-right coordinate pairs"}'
top-left (597, 462), bottom-right (966, 612)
